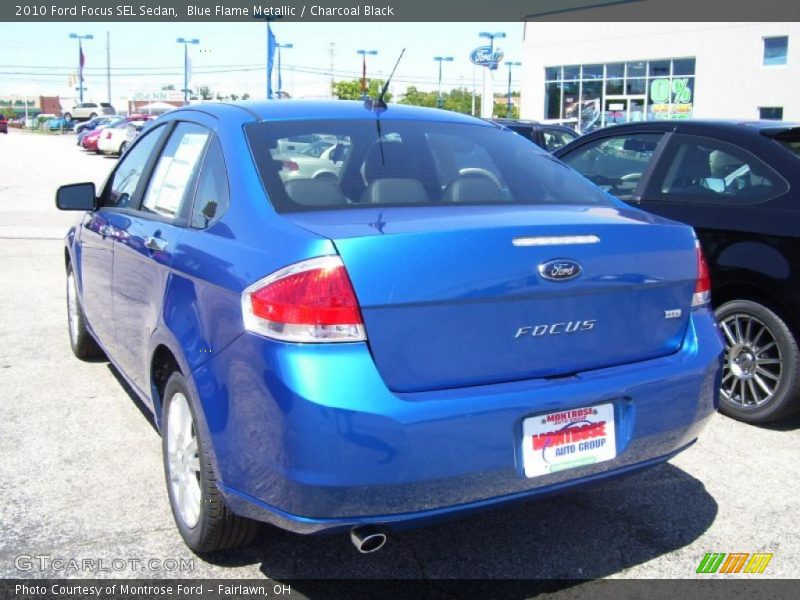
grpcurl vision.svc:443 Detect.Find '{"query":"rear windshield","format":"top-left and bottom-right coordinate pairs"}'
top-left (777, 138), bottom-right (800, 157)
top-left (245, 118), bottom-right (613, 213)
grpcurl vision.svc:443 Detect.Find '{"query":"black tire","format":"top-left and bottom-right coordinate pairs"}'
top-left (118, 141), bottom-right (127, 156)
top-left (89, 112), bottom-right (97, 119)
top-left (161, 372), bottom-right (260, 553)
top-left (66, 264), bottom-right (103, 360)
top-left (716, 299), bottom-right (800, 424)
top-left (63, 112), bottom-right (72, 122)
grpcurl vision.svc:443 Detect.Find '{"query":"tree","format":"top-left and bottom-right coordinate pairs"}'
top-left (332, 79), bottom-right (390, 102)
top-left (196, 85), bottom-right (213, 100)
top-left (400, 86), bottom-right (480, 116)
top-left (229, 93), bottom-right (239, 101)
top-left (161, 84), bottom-right (175, 91)
top-left (242, 93), bottom-right (250, 100)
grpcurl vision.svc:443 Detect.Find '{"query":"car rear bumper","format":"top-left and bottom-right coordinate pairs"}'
top-left (192, 308), bottom-right (722, 534)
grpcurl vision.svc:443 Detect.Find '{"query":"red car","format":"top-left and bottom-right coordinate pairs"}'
top-left (0, 114), bottom-right (8, 134)
top-left (81, 128), bottom-right (103, 152)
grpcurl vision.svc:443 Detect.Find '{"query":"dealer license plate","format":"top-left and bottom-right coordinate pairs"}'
top-left (522, 403), bottom-right (616, 478)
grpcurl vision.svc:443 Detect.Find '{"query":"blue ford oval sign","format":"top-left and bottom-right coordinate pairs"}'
top-left (470, 45), bottom-right (504, 69)
top-left (538, 259), bottom-right (582, 282)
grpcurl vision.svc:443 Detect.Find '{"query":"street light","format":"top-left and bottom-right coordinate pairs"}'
top-left (505, 61), bottom-right (521, 118)
top-left (433, 56), bottom-right (453, 108)
top-left (69, 33), bottom-right (93, 104)
top-left (275, 42), bottom-right (293, 98)
top-left (176, 37), bottom-right (200, 104)
top-left (478, 31), bottom-right (506, 70)
top-left (357, 50), bottom-right (378, 100)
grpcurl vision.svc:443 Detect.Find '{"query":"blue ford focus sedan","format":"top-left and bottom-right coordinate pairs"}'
top-left (57, 101), bottom-right (722, 554)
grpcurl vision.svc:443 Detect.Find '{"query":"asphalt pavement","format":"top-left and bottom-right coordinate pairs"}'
top-left (1, 129), bottom-right (798, 585)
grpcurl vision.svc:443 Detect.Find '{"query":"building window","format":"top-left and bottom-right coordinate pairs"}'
top-left (759, 107), bottom-right (783, 120)
top-left (543, 57), bottom-right (696, 132)
top-left (763, 36), bottom-right (788, 66)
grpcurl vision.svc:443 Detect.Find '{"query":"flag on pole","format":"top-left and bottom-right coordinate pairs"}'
top-left (361, 54), bottom-right (367, 93)
top-left (79, 42), bottom-right (85, 84)
top-left (266, 23), bottom-right (276, 100)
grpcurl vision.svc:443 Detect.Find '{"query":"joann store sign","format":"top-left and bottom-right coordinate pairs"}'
top-left (130, 91), bottom-right (185, 103)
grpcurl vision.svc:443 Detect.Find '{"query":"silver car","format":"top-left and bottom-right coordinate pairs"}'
top-left (277, 140), bottom-right (351, 181)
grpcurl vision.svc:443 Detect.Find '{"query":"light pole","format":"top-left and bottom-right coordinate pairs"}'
top-left (69, 33), bottom-right (93, 104)
top-left (433, 56), bottom-right (453, 108)
top-left (276, 42), bottom-right (293, 98)
top-left (478, 31), bottom-right (505, 69)
top-left (176, 37), bottom-right (199, 105)
top-left (357, 50), bottom-right (378, 100)
top-left (505, 61), bottom-right (521, 118)
top-left (478, 31), bottom-right (505, 118)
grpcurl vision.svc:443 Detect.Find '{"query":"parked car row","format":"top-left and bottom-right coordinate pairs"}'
top-left (78, 114), bottom-right (157, 156)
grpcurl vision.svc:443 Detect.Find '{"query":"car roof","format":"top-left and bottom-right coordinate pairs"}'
top-left (491, 118), bottom-right (542, 126)
top-left (169, 100), bottom-right (496, 126)
top-left (582, 119), bottom-right (800, 136)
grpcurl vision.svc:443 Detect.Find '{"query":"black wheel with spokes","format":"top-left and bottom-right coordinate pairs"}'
top-left (717, 299), bottom-right (800, 423)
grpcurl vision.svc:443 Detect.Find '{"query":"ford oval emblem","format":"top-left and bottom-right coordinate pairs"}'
top-left (470, 45), bottom-right (504, 69)
top-left (538, 259), bottom-right (582, 282)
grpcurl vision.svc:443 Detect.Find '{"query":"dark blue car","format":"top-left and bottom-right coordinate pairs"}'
top-left (56, 101), bottom-right (722, 553)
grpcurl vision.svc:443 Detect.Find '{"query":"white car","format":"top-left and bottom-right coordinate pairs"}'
top-left (96, 119), bottom-right (150, 155)
top-left (64, 102), bottom-right (116, 122)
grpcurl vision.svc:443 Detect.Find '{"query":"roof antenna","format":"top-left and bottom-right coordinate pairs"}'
top-left (365, 48), bottom-right (405, 112)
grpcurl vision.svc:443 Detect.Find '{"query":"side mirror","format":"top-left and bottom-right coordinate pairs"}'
top-left (56, 182), bottom-right (97, 211)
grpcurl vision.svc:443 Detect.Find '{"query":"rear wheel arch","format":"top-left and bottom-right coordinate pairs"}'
top-left (712, 282), bottom-right (799, 338)
top-left (150, 344), bottom-right (182, 427)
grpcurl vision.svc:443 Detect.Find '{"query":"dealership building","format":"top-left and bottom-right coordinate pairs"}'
top-left (519, 22), bottom-right (800, 132)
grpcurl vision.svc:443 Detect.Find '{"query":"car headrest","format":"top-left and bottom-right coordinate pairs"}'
top-left (676, 146), bottom-right (711, 180)
top-left (360, 178), bottom-right (430, 205)
top-left (442, 175), bottom-right (505, 203)
top-left (284, 178), bottom-right (348, 207)
top-left (363, 142), bottom-right (417, 183)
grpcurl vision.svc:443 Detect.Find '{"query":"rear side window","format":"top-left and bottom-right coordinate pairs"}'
top-left (560, 133), bottom-right (663, 200)
top-left (246, 119), bottom-right (614, 212)
top-left (190, 137), bottom-right (229, 229)
top-left (142, 122), bottom-right (210, 219)
top-left (646, 134), bottom-right (787, 204)
top-left (103, 125), bottom-right (166, 209)
top-left (773, 130), bottom-right (800, 157)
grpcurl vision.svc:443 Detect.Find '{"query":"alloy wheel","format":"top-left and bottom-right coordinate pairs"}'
top-left (166, 393), bottom-right (202, 528)
top-left (720, 312), bottom-right (783, 408)
top-left (67, 271), bottom-right (80, 345)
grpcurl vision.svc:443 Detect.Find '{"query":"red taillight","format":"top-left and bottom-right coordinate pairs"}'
top-left (242, 256), bottom-right (366, 343)
top-left (282, 160), bottom-right (299, 172)
top-left (692, 241), bottom-right (711, 307)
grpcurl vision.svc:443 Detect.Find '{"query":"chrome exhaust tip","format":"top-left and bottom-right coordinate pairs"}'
top-left (349, 526), bottom-right (388, 554)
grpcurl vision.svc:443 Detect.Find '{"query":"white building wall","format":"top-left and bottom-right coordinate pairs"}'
top-left (521, 22), bottom-right (800, 123)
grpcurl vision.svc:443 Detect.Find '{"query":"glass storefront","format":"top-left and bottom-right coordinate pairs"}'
top-left (543, 58), bottom-right (696, 132)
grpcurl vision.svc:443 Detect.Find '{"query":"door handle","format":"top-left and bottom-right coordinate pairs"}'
top-left (144, 236), bottom-right (168, 252)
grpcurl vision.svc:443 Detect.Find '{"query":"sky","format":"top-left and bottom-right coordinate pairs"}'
top-left (0, 22), bottom-right (525, 106)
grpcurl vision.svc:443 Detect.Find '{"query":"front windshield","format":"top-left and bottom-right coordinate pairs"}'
top-left (246, 118), bottom-right (615, 213)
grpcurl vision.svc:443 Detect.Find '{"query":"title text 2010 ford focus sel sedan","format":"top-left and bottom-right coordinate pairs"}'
top-left (57, 101), bottom-right (723, 554)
